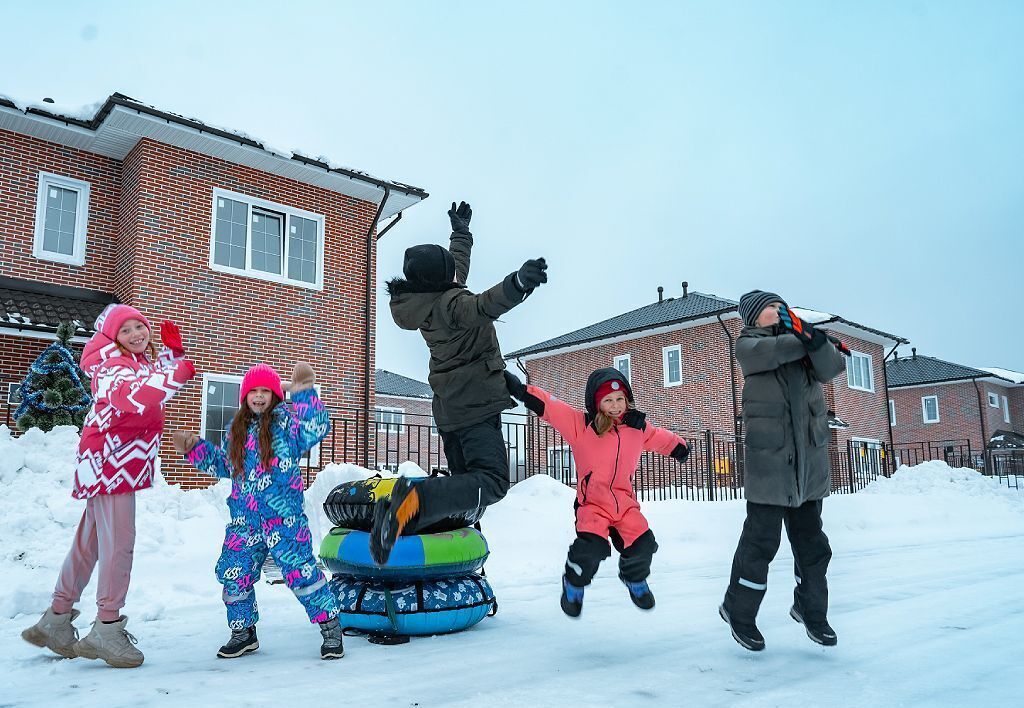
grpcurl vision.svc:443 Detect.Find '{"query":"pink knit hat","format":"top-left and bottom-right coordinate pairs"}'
top-left (95, 303), bottom-right (151, 339)
top-left (240, 363), bottom-right (285, 403)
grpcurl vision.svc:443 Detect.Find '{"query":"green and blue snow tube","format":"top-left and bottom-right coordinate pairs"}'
top-left (319, 526), bottom-right (489, 581)
top-left (329, 573), bottom-right (495, 636)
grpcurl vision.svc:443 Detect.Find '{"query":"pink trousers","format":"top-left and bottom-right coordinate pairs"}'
top-left (51, 493), bottom-right (137, 622)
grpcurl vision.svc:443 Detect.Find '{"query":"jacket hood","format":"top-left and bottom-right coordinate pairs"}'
top-left (584, 367), bottom-right (635, 417)
top-left (387, 277), bottom-right (465, 330)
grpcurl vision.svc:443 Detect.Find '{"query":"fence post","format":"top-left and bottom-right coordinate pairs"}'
top-left (704, 430), bottom-right (715, 501)
top-left (847, 439), bottom-right (856, 494)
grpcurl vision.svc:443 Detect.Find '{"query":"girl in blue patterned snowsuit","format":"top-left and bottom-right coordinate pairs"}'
top-left (172, 362), bottom-right (344, 660)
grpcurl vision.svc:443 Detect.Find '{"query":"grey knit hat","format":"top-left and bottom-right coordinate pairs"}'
top-left (738, 290), bottom-right (786, 327)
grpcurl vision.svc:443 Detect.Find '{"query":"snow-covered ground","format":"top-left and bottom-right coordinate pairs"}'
top-left (3, 426), bottom-right (1022, 707)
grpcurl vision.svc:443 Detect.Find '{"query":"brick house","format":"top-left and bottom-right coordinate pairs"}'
top-left (885, 350), bottom-right (1023, 467)
top-left (0, 92), bottom-right (427, 486)
top-left (504, 285), bottom-right (907, 489)
top-left (374, 368), bottom-right (447, 472)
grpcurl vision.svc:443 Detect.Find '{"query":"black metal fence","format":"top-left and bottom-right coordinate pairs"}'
top-left (4, 402), bottom-right (1022, 495)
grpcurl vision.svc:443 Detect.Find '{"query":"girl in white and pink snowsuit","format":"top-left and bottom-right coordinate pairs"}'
top-left (21, 304), bottom-right (196, 667)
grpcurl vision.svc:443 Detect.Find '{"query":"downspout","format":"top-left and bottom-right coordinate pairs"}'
top-left (881, 343), bottom-right (900, 452)
top-left (972, 377), bottom-right (987, 464)
top-left (716, 314), bottom-right (740, 438)
top-left (363, 186), bottom-right (391, 468)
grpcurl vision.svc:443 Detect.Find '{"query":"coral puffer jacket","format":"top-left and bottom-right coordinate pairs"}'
top-left (528, 382), bottom-right (684, 518)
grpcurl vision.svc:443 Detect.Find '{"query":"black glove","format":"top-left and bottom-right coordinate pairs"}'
top-left (448, 201), bottom-right (472, 234)
top-left (777, 305), bottom-right (814, 343)
top-left (621, 408), bottom-right (647, 431)
top-left (670, 442), bottom-right (690, 464)
top-left (503, 370), bottom-right (544, 415)
top-left (514, 257), bottom-right (548, 292)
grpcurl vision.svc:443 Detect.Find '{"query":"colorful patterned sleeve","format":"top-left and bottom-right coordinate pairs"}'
top-left (98, 358), bottom-right (193, 414)
top-left (186, 437), bottom-right (233, 479)
top-left (286, 387), bottom-right (331, 455)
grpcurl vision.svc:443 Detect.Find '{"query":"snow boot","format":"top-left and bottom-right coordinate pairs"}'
top-left (21, 608), bottom-right (80, 658)
top-left (369, 476), bottom-right (420, 565)
top-left (790, 604), bottom-right (837, 646)
top-left (217, 625), bottom-right (259, 658)
top-left (620, 576), bottom-right (655, 610)
top-left (719, 603), bottom-right (765, 652)
top-left (560, 575), bottom-right (584, 618)
top-left (74, 615), bottom-right (144, 668)
top-left (319, 617), bottom-right (345, 659)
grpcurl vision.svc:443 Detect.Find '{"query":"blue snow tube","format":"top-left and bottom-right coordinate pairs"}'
top-left (330, 573), bottom-right (495, 636)
top-left (319, 526), bottom-right (489, 582)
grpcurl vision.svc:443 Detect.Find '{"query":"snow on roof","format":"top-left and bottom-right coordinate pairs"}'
top-left (0, 94), bottom-right (105, 121)
top-left (790, 307), bottom-right (834, 324)
top-left (980, 367), bottom-right (1024, 384)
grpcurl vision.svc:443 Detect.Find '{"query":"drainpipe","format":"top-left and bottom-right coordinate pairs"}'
top-left (881, 342), bottom-right (900, 454)
top-left (363, 186), bottom-right (391, 467)
top-left (716, 314), bottom-right (740, 438)
top-left (972, 377), bottom-right (987, 465)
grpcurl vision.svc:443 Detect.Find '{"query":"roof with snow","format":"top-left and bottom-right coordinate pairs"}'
top-left (0, 276), bottom-right (114, 339)
top-left (375, 369), bottom-right (432, 399)
top-left (886, 353), bottom-right (1015, 387)
top-left (979, 367), bottom-right (1024, 385)
top-left (505, 290), bottom-right (907, 359)
top-left (988, 429), bottom-right (1024, 449)
top-left (0, 92), bottom-right (427, 221)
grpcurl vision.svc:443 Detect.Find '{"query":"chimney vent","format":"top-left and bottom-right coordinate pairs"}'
top-left (682, 281), bottom-right (689, 298)
top-left (912, 347), bottom-right (917, 359)
top-left (42, 97), bottom-right (55, 104)
top-left (657, 286), bottom-right (664, 303)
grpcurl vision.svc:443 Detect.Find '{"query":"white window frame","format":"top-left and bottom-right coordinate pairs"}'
top-left (922, 395), bottom-right (940, 424)
top-left (6, 382), bottom-right (22, 405)
top-left (199, 373), bottom-right (244, 447)
top-left (1003, 395), bottom-right (1011, 424)
top-left (210, 188), bottom-right (325, 290)
top-left (547, 445), bottom-right (575, 483)
top-left (846, 350), bottom-right (875, 392)
top-left (34, 172), bottom-right (90, 266)
top-left (375, 407), bottom-right (405, 435)
top-left (888, 399), bottom-right (896, 426)
top-left (662, 344), bottom-right (682, 388)
top-left (987, 391), bottom-right (1000, 408)
top-left (613, 354), bottom-right (631, 385)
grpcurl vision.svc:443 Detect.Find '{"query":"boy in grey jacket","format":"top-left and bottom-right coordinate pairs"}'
top-left (719, 290), bottom-right (846, 651)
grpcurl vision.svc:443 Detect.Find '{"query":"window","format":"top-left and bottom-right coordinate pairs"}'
top-left (547, 446), bottom-right (575, 483)
top-left (375, 407), bottom-right (405, 434)
top-left (613, 354), bottom-right (631, 384)
top-left (888, 399), bottom-right (896, 426)
top-left (200, 374), bottom-right (242, 448)
top-left (987, 392), bottom-right (1000, 408)
top-left (846, 351), bottom-right (874, 392)
top-left (7, 382), bottom-right (22, 405)
top-left (1003, 396), bottom-right (1011, 424)
top-left (662, 345), bottom-right (682, 387)
top-left (34, 172), bottom-right (90, 265)
top-left (922, 396), bottom-right (940, 424)
top-left (211, 189), bottom-right (324, 289)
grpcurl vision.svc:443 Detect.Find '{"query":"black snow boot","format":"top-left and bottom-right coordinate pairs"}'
top-left (217, 626), bottom-right (258, 658)
top-left (319, 617), bottom-right (345, 659)
top-left (560, 575), bottom-right (584, 618)
top-left (369, 477), bottom-right (421, 565)
top-left (790, 604), bottom-right (837, 646)
top-left (620, 576), bottom-right (655, 610)
top-left (719, 604), bottom-right (765, 652)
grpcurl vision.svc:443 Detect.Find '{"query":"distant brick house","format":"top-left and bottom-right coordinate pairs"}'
top-left (885, 350), bottom-right (1023, 467)
top-left (374, 368), bottom-right (447, 472)
top-left (0, 92), bottom-right (427, 486)
top-left (505, 285), bottom-right (907, 487)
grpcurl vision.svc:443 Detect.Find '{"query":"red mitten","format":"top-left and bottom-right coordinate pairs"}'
top-left (160, 320), bottom-right (185, 358)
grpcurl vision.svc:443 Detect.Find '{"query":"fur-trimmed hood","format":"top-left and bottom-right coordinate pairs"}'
top-left (386, 277), bottom-right (466, 331)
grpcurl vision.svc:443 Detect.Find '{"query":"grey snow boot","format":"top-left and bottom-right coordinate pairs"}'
top-left (319, 617), bottom-right (345, 659)
top-left (73, 615), bottom-right (144, 668)
top-left (217, 625), bottom-right (259, 658)
top-left (21, 608), bottom-right (81, 658)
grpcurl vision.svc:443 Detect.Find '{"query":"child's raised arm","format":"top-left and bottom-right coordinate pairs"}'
top-left (98, 358), bottom-right (195, 414)
top-left (282, 363), bottom-right (331, 455)
top-left (175, 432), bottom-right (233, 479)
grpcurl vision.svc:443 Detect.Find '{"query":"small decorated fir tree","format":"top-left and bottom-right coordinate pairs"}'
top-left (15, 321), bottom-right (92, 432)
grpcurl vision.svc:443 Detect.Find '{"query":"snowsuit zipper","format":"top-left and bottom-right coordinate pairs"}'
top-left (609, 428), bottom-right (622, 513)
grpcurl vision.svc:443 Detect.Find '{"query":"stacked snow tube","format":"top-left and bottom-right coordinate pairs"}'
top-left (320, 476), bottom-right (496, 638)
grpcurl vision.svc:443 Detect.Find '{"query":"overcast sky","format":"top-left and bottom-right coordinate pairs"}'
top-left (6, 1), bottom-right (1023, 382)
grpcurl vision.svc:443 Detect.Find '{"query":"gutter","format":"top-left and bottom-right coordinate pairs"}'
top-left (881, 343), bottom-right (900, 456)
top-left (972, 378), bottom-right (987, 462)
top-left (362, 186), bottom-right (391, 467)
top-left (716, 314), bottom-right (740, 438)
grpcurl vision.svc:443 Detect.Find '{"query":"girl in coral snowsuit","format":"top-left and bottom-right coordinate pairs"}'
top-left (173, 363), bottom-right (343, 660)
top-left (505, 367), bottom-right (689, 617)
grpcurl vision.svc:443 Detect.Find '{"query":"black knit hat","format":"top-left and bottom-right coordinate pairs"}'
top-left (403, 244), bottom-right (456, 286)
top-left (738, 290), bottom-right (786, 327)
